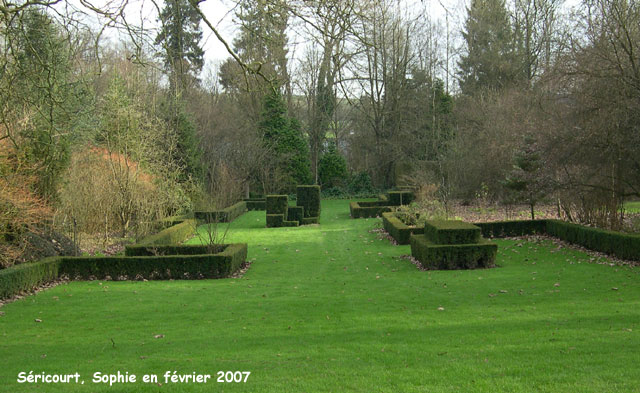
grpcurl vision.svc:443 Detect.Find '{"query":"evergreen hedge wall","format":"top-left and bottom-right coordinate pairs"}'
top-left (297, 185), bottom-right (321, 218)
top-left (138, 219), bottom-right (196, 245)
top-left (0, 244), bottom-right (248, 299)
top-left (194, 201), bottom-right (247, 223)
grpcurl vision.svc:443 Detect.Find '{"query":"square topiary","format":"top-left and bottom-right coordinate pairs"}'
top-left (266, 195), bottom-right (289, 218)
top-left (410, 235), bottom-right (497, 270)
top-left (297, 185), bottom-right (321, 218)
top-left (424, 220), bottom-right (481, 245)
top-left (266, 214), bottom-right (285, 228)
top-left (287, 206), bottom-right (304, 224)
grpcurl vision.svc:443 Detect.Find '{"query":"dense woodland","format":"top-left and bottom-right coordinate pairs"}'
top-left (1, 0), bottom-right (639, 267)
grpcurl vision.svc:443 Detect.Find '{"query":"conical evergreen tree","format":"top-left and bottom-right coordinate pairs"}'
top-left (458, 0), bottom-right (523, 94)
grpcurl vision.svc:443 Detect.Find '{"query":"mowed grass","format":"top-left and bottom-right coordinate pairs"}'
top-left (1, 199), bottom-right (640, 392)
top-left (625, 201), bottom-right (640, 213)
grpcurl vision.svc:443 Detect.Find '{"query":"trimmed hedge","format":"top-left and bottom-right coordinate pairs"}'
top-left (61, 244), bottom-right (247, 280)
top-left (382, 212), bottom-right (423, 245)
top-left (1, 243), bottom-right (248, 299)
top-left (546, 220), bottom-right (640, 261)
top-left (125, 244), bottom-right (223, 256)
top-left (410, 235), bottom-right (497, 270)
top-left (288, 206), bottom-right (304, 223)
top-left (387, 191), bottom-right (415, 206)
top-left (424, 220), bottom-right (481, 245)
top-left (158, 213), bottom-right (192, 229)
top-left (0, 257), bottom-right (61, 299)
top-left (266, 214), bottom-right (285, 228)
top-left (244, 198), bottom-right (266, 211)
top-left (350, 202), bottom-right (392, 219)
top-left (301, 217), bottom-right (319, 225)
top-left (138, 219), bottom-right (196, 245)
top-left (283, 220), bottom-right (300, 227)
top-left (297, 185), bottom-right (321, 218)
top-left (475, 220), bottom-right (548, 238)
top-left (266, 195), bottom-right (289, 218)
top-left (194, 201), bottom-right (247, 223)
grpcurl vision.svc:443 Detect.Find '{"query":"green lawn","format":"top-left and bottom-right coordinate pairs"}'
top-left (625, 201), bottom-right (640, 213)
top-left (1, 199), bottom-right (639, 392)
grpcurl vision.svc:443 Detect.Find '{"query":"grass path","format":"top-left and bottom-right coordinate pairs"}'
top-left (1, 200), bottom-right (639, 392)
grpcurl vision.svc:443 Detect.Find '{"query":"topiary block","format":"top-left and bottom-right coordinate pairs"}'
top-left (424, 220), bottom-right (481, 245)
top-left (266, 195), bottom-right (289, 218)
top-left (410, 235), bottom-right (497, 270)
top-left (266, 214), bottom-right (285, 228)
top-left (287, 206), bottom-right (304, 224)
top-left (296, 185), bottom-right (321, 218)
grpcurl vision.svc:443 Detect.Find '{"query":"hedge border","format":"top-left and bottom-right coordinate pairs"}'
top-left (194, 201), bottom-right (247, 223)
top-left (138, 219), bottom-right (197, 246)
top-left (423, 220), bottom-right (482, 245)
top-left (244, 198), bottom-right (266, 211)
top-left (382, 212), bottom-right (423, 245)
top-left (1, 244), bottom-right (248, 299)
top-left (350, 202), bottom-right (392, 219)
top-left (0, 257), bottom-right (61, 299)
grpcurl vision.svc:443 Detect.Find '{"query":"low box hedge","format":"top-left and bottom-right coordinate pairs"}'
top-left (283, 220), bottom-right (300, 227)
top-left (266, 195), bottom-right (289, 217)
top-left (350, 202), bottom-right (392, 219)
top-left (61, 243), bottom-right (247, 280)
top-left (125, 244), bottom-right (224, 256)
top-left (287, 206), bottom-right (304, 223)
top-left (0, 257), bottom-right (61, 299)
top-left (546, 220), bottom-right (640, 261)
top-left (194, 201), bottom-right (247, 223)
top-left (301, 216), bottom-right (319, 225)
top-left (475, 220), bottom-right (548, 238)
top-left (424, 220), bottom-right (482, 245)
top-left (382, 212), bottom-right (423, 245)
top-left (297, 185), bottom-right (321, 218)
top-left (266, 214), bottom-right (285, 228)
top-left (244, 198), bottom-right (266, 211)
top-left (410, 235), bottom-right (497, 270)
top-left (387, 191), bottom-right (415, 206)
top-left (138, 219), bottom-right (196, 245)
top-left (0, 244), bottom-right (248, 299)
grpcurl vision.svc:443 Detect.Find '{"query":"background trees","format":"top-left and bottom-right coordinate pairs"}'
top-left (2, 0), bottom-right (640, 267)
